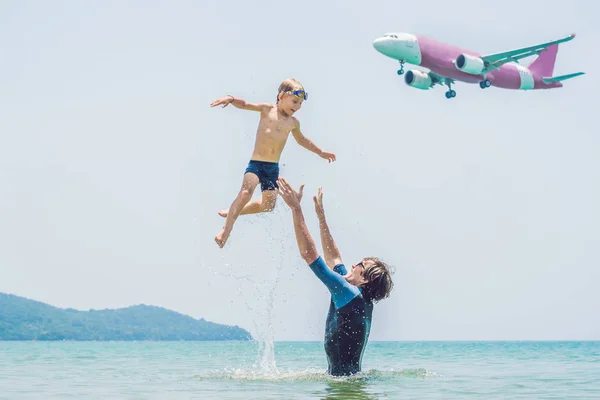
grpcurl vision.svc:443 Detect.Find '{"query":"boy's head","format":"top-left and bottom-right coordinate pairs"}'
top-left (276, 78), bottom-right (307, 116)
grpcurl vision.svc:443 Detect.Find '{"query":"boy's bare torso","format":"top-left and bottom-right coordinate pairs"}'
top-left (250, 105), bottom-right (297, 163)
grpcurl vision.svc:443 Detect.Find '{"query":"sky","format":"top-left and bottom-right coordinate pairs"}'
top-left (0, 0), bottom-right (598, 342)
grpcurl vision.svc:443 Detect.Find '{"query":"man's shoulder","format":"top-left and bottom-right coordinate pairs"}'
top-left (308, 255), bottom-right (325, 267)
top-left (333, 264), bottom-right (348, 276)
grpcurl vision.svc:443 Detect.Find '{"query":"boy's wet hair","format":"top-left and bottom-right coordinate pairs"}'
top-left (360, 257), bottom-right (395, 303)
top-left (277, 78), bottom-right (304, 103)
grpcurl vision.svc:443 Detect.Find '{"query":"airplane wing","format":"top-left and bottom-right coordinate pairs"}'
top-left (481, 33), bottom-right (576, 72)
top-left (428, 71), bottom-right (453, 87)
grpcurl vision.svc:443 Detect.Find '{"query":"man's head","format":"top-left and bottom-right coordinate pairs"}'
top-left (276, 78), bottom-right (307, 116)
top-left (348, 257), bottom-right (394, 303)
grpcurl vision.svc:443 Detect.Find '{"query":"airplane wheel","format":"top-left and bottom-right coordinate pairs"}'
top-left (480, 80), bottom-right (491, 89)
top-left (479, 81), bottom-right (486, 89)
top-left (451, 90), bottom-right (456, 97)
top-left (397, 69), bottom-right (404, 75)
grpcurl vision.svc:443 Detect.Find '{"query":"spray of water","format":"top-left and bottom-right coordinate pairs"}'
top-left (194, 367), bottom-right (441, 382)
top-left (207, 203), bottom-right (294, 377)
top-left (249, 207), bottom-right (289, 374)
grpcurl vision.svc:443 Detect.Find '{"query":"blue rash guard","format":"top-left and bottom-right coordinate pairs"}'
top-left (308, 256), bottom-right (373, 376)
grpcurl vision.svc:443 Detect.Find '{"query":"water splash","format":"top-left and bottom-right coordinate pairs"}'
top-left (193, 367), bottom-right (440, 382)
top-left (249, 207), bottom-right (290, 375)
top-left (207, 204), bottom-right (294, 375)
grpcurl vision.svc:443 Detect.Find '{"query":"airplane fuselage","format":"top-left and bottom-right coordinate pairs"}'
top-left (373, 33), bottom-right (563, 90)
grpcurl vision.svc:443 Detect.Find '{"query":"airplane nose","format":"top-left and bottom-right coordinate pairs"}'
top-left (373, 37), bottom-right (386, 52)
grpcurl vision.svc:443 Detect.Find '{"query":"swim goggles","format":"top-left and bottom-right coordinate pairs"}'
top-left (287, 89), bottom-right (308, 100)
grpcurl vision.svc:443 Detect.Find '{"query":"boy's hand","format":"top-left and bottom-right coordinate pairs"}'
top-left (313, 187), bottom-right (325, 220)
top-left (320, 151), bottom-right (336, 163)
top-left (210, 96), bottom-right (234, 108)
top-left (277, 177), bottom-right (304, 210)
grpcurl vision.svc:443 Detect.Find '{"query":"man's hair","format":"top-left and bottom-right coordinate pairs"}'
top-left (276, 78), bottom-right (304, 103)
top-left (361, 257), bottom-right (394, 303)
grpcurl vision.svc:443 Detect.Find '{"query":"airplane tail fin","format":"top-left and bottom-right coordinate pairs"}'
top-left (528, 43), bottom-right (559, 77)
top-left (542, 72), bottom-right (585, 84)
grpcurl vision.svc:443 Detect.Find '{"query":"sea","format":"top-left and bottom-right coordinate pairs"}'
top-left (0, 341), bottom-right (598, 399)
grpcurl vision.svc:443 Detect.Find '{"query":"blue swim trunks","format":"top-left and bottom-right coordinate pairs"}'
top-left (245, 160), bottom-right (279, 191)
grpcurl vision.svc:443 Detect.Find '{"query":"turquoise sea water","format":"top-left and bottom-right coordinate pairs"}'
top-left (1, 341), bottom-right (599, 399)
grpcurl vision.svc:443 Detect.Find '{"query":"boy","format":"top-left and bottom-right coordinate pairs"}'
top-left (210, 78), bottom-right (336, 248)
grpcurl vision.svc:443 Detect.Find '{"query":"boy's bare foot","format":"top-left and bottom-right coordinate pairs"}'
top-left (218, 210), bottom-right (228, 218)
top-left (215, 227), bottom-right (231, 248)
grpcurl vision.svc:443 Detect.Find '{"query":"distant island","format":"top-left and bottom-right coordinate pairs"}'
top-left (0, 292), bottom-right (252, 341)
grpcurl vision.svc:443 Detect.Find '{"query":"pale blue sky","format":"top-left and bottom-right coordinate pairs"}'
top-left (1, 0), bottom-right (598, 341)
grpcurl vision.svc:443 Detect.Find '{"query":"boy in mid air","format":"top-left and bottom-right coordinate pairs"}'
top-left (210, 78), bottom-right (336, 248)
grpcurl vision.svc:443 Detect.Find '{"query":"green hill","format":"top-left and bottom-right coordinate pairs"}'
top-left (0, 293), bottom-right (252, 341)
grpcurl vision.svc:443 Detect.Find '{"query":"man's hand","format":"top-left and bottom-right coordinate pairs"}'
top-left (210, 95), bottom-right (234, 108)
top-left (277, 177), bottom-right (304, 210)
top-left (313, 187), bottom-right (325, 220)
top-left (320, 151), bottom-right (336, 163)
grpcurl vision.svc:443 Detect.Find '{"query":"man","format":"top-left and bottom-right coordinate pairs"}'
top-left (277, 177), bottom-right (394, 376)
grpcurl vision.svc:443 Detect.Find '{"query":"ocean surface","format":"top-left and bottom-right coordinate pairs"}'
top-left (0, 341), bottom-right (598, 399)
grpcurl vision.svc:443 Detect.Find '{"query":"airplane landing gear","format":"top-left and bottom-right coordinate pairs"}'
top-left (444, 79), bottom-right (456, 99)
top-left (479, 79), bottom-right (491, 89)
top-left (397, 60), bottom-right (405, 75)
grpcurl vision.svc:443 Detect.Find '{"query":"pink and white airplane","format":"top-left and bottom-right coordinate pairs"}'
top-left (372, 32), bottom-right (584, 99)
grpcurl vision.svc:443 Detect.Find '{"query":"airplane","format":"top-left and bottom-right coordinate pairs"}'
top-left (372, 32), bottom-right (584, 99)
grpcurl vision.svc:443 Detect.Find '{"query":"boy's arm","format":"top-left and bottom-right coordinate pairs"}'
top-left (229, 96), bottom-right (271, 112)
top-left (291, 119), bottom-right (336, 162)
top-left (210, 95), bottom-right (271, 113)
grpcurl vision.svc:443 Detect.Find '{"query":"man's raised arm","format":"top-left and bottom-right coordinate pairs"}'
top-left (277, 178), bottom-right (319, 265)
top-left (314, 188), bottom-right (342, 270)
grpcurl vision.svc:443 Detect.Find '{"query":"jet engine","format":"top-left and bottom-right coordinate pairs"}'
top-left (455, 54), bottom-right (485, 74)
top-left (404, 70), bottom-right (432, 90)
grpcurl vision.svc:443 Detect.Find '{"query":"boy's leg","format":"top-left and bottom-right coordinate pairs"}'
top-left (219, 162), bottom-right (279, 217)
top-left (235, 189), bottom-right (278, 215)
top-left (215, 172), bottom-right (259, 248)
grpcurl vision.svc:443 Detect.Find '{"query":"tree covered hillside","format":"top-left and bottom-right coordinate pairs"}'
top-left (0, 293), bottom-right (252, 341)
